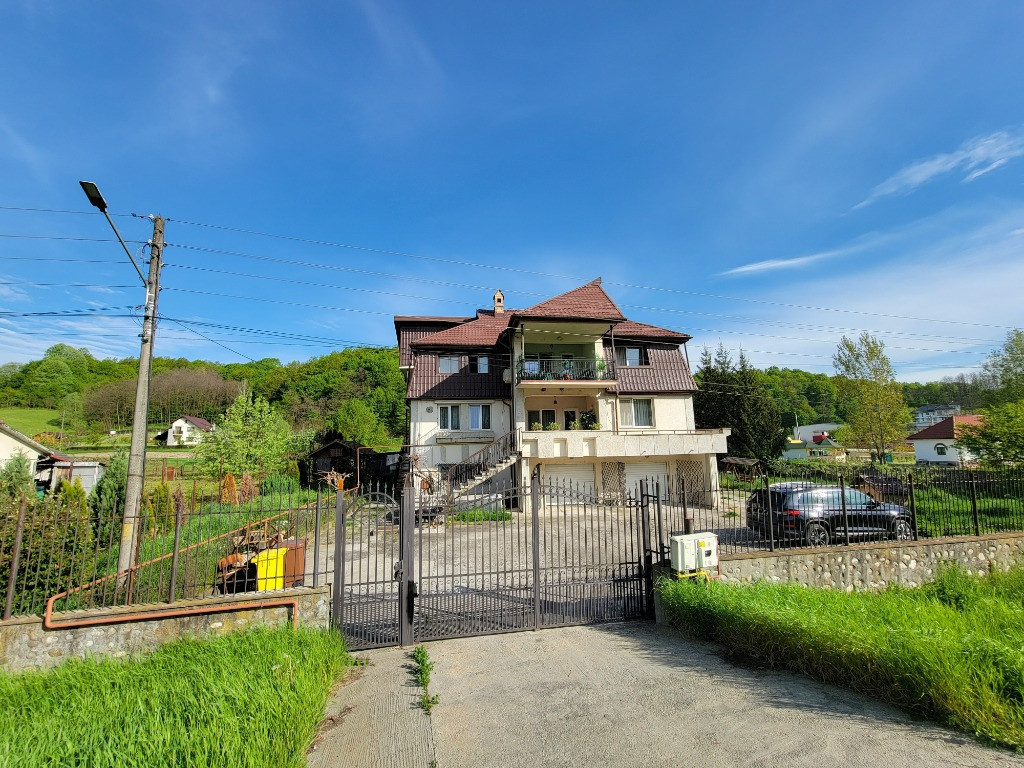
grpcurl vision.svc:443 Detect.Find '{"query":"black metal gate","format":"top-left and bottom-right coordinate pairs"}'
top-left (333, 472), bottom-right (654, 650)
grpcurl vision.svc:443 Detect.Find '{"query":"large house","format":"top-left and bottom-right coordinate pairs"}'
top-left (907, 414), bottom-right (982, 466)
top-left (0, 421), bottom-right (104, 494)
top-left (394, 279), bottom-right (730, 500)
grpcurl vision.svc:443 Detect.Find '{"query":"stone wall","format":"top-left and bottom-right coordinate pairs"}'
top-left (0, 586), bottom-right (331, 674)
top-left (716, 533), bottom-right (1024, 591)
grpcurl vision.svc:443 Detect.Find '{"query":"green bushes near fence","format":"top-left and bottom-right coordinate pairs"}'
top-left (0, 627), bottom-right (352, 768)
top-left (658, 566), bottom-right (1024, 750)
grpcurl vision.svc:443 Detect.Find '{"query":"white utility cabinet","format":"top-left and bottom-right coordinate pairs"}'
top-left (669, 532), bottom-right (719, 573)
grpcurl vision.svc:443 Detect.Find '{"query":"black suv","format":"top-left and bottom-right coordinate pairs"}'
top-left (746, 482), bottom-right (913, 547)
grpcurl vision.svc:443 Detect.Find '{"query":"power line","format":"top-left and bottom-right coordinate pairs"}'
top-left (162, 219), bottom-right (1016, 331)
top-left (0, 233), bottom-right (147, 244)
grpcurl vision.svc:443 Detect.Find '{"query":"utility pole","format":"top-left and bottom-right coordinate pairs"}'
top-left (117, 216), bottom-right (164, 589)
top-left (79, 182), bottom-right (165, 594)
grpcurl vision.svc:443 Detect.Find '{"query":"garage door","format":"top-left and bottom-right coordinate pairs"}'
top-left (624, 462), bottom-right (668, 499)
top-left (544, 463), bottom-right (596, 497)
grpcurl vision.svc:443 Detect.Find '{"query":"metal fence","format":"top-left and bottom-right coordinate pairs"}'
top-left (2, 483), bottom-right (338, 620)
top-left (668, 462), bottom-right (1024, 556)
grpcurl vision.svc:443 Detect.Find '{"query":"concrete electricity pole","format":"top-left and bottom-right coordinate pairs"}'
top-left (79, 181), bottom-right (164, 592)
top-left (118, 216), bottom-right (163, 586)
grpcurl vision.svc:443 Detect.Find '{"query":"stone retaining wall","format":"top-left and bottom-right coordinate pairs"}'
top-left (0, 586), bottom-right (331, 673)
top-left (717, 533), bottom-right (1024, 591)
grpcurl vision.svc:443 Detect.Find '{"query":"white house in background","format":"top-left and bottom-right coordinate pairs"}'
top-left (792, 423), bottom-right (842, 443)
top-left (166, 416), bottom-right (215, 447)
top-left (0, 421), bottom-right (98, 493)
top-left (907, 414), bottom-right (982, 466)
top-left (913, 404), bottom-right (961, 431)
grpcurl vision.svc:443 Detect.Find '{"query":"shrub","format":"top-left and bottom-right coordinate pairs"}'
top-left (144, 483), bottom-right (174, 536)
top-left (0, 452), bottom-right (35, 506)
top-left (238, 472), bottom-right (259, 504)
top-left (261, 474), bottom-right (299, 496)
top-left (221, 473), bottom-right (239, 505)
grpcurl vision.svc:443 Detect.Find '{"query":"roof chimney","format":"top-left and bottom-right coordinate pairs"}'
top-left (493, 289), bottom-right (505, 314)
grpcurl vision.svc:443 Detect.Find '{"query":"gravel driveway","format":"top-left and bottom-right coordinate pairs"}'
top-left (311, 622), bottom-right (1022, 767)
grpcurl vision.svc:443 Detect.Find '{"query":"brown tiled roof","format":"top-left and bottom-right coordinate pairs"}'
top-left (515, 278), bottom-right (626, 322)
top-left (606, 345), bottom-right (698, 394)
top-left (610, 321), bottom-right (690, 343)
top-left (410, 311), bottom-right (514, 348)
top-left (394, 315), bottom-right (472, 323)
top-left (907, 414), bottom-right (983, 441)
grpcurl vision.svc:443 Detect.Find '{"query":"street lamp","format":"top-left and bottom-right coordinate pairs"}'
top-left (80, 181), bottom-right (165, 595)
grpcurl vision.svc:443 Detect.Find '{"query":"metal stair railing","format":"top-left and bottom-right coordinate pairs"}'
top-left (444, 429), bottom-right (520, 497)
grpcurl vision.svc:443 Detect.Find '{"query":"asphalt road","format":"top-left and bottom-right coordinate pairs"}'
top-left (310, 622), bottom-right (1023, 768)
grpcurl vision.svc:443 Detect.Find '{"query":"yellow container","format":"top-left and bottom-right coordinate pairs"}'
top-left (253, 547), bottom-right (287, 591)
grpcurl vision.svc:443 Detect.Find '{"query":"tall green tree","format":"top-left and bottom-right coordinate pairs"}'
top-left (196, 387), bottom-right (295, 479)
top-left (957, 402), bottom-right (1024, 465)
top-left (833, 333), bottom-right (910, 459)
top-left (694, 346), bottom-right (785, 462)
top-left (983, 329), bottom-right (1024, 405)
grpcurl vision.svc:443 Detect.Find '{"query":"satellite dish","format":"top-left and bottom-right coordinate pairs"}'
top-left (502, 368), bottom-right (512, 384)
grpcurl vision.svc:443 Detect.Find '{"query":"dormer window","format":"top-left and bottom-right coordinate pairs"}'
top-left (439, 355), bottom-right (460, 374)
top-left (935, 443), bottom-right (948, 456)
top-left (615, 346), bottom-right (648, 366)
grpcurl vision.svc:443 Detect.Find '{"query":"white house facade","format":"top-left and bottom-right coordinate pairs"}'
top-left (907, 415), bottom-right (981, 466)
top-left (395, 279), bottom-right (730, 500)
top-left (166, 416), bottom-right (214, 447)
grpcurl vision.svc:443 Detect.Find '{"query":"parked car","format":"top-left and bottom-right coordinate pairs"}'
top-left (746, 482), bottom-right (914, 547)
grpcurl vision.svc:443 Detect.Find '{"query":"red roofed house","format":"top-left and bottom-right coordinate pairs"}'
top-left (166, 415), bottom-right (215, 447)
top-left (394, 279), bottom-right (731, 499)
top-left (907, 414), bottom-right (983, 466)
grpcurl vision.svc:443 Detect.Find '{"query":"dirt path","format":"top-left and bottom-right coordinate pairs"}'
top-left (315, 622), bottom-right (1022, 767)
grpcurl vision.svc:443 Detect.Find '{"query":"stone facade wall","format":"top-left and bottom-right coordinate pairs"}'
top-left (717, 533), bottom-right (1024, 591)
top-left (0, 586), bottom-right (331, 673)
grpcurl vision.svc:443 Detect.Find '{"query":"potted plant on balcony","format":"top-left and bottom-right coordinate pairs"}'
top-left (544, 422), bottom-right (560, 431)
top-left (595, 359), bottom-right (606, 378)
top-left (530, 422), bottom-right (543, 432)
top-left (560, 359), bottom-right (573, 380)
top-left (569, 420), bottom-right (583, 430)
top-left (581, 410), bottom-right (600, 430)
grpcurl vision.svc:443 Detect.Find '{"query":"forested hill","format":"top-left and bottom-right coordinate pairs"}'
top-left (0, 344), bottom-right (405, 444)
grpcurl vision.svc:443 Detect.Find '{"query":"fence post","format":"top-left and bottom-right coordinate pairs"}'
top-left (167, 507), bottom-right (184, 604)
top-left (764, 474), bottom-right (775, 553)
top-left (3, 498), bottom-right (28, 621)
top-left (908, 471), bottom-right (919, 541)
top-left (969, 473), bottom-right (981, 536)
top-left (839, 476), bottom-right (851, 547)
top-left (312, 487), bottom-right (322, 589)
top-left (639, 480), bottom-right (654, 620)
top-left (332, 489), bottom-right (346, 632)
top-left (398, 479), bottom-right (415, 647)
top-left (531, 468), bottom-right (541, 630)
top-left (655, 482), bottom-right (666, 561)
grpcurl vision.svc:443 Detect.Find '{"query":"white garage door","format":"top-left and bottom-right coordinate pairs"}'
top-left (624, 462), bottom-right (668, 499)
top-left (544, 463), bottom-right (596, 497)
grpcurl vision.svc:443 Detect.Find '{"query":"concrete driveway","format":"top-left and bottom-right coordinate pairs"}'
top-left (309, 622), bottom-right (1023, 768)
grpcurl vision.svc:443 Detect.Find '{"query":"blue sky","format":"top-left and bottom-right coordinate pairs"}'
top-left (1, 1), bottom-right (1023, 382)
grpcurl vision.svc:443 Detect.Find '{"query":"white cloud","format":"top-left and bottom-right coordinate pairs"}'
top-left (720, 251), bottom-right (836, 276)
top-left (856, 129), bottom-right (1024, 208)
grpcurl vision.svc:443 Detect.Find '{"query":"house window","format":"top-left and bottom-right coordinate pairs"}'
top-left (528, 409), bottom-right (556, 429)
top-left (439, 404), bottom-right (460, 430)
top-left (615, 346), bottom-right (648, 366)
top-left (935, 443), bottom-right (948, 456)
top-left (469, 404), bottom-right (491, 430)
top-left (619, 398), bottom-right (654, 428)
top-left (439, 355), bottom-right (460, 374)
top-left (524, 354), bottom-right (540, 376)
top-left (470, 355), bottom-right (490, 374)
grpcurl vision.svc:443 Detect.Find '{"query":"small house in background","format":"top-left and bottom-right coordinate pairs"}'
top-left (782, 424), bottom-right (846, 462)
top-left (166, 416), bottom-right (214, 447)
top-left (305, 439), bottom-right (402, 489)
top-left (907, 414), bottom-right (982, 466)
top-left (0, 421), bottom-right (105, 494)
top-left (913, 404), bottom-right (961, 431)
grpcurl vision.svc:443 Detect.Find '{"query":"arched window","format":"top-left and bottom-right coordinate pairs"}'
top-left (935, 443), bottom-right (948, 456)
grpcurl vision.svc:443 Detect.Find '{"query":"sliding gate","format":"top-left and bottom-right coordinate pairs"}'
top-left (333, 474), bottom-right (654, 650)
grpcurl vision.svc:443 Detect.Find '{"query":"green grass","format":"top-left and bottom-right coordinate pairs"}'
top-left (449, 509), bottom-right (513, 524)
top-left (0, 627), bottom-right (352, 768)
top-left (0, 407), bottom-right (60, 436)
top-left (410, 645), bottom-right (439, 714)
top-left (658, 566), bottom-right (1024, 751)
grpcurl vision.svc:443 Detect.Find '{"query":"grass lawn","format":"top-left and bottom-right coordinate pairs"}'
top-left (0, 407), bottom-right (60, 436)
top-left (0, 627), bottom-right (352, 768)
top-left (658, 565), bottom-right (1024, 751)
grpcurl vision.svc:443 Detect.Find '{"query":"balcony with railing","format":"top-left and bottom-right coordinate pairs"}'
top-left (515, 356), bottom-right (616, 386)
top-left (518, 427), bottom-right (731, 460)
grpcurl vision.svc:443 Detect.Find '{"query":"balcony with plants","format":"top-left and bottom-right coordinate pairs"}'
top-left (515, 355), bottom-right (615, 386)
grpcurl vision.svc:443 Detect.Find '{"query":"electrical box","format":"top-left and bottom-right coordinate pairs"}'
top-left (669, 533), bottom-right (719, 574)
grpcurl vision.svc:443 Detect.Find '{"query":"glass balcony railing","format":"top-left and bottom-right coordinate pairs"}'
top-left (516, 357), bottom-right (615, 382)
